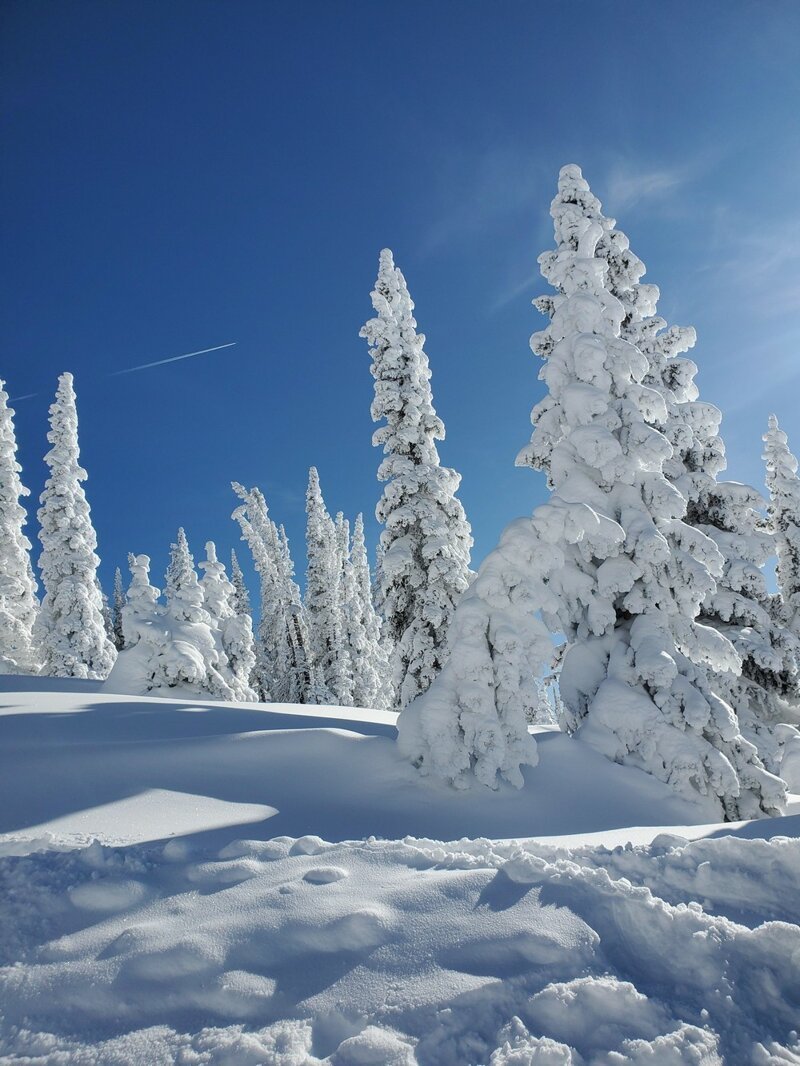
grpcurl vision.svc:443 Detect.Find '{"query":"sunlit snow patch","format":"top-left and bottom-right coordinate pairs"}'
top-left (0, 788), bottom-right (276, 850)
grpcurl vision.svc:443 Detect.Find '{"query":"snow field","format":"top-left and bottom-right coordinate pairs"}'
top-left (1, 683), bottom-right (799, 1064)
top-left (1, 832), bottom-right (799, 1064)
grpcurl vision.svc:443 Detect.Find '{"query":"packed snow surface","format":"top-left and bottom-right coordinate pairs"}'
top-left (1, 679), bottom-right (799, 1064)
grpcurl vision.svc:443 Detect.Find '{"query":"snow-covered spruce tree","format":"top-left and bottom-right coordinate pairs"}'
top-left (146, 528), bottom-right (235, 700)
top-left (199, 540), bottom-right (257, 702)
top-left (565, 174), bottom-right (799, 782)
top-left (351, 513), bottom-right (394, 709)
top-left (402, 166), bottom-right (784, 816)
top-left (111, 566), bottom-right (125, 650)
top-left (229, 548), bottom-right (251, 617)
top-left (36, 373), bottom-right (116, 680)
top-left (305, 468), bottom-right (352, 705)
top-left (232, 483), bottom-right (320, 703)
top-left (0, 380), bottom-right (39, 673)
top-left (122, 553), bottom-right (162, 648)
top-left (538, 167), bottom-right (783, 817)
top-left (361, 250), bottom-right (473, 707)
top-left (764, 416), bottom-right (800, 634)
top-left (104, 553), bottom-right (164, 693)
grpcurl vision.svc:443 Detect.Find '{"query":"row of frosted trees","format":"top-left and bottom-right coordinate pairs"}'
top-left (0, 248), bottom-right (473, 712)
top-left (3, 165), bottom-right (800, 818)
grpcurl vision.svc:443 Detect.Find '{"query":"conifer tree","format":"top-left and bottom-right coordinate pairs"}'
top-left (148, 528), bottom-right (234, 699)
top-left (121, 552), bottom-right (162, 650)
top-left (334, 513), bottom-right (356, 707)
top-left (199, 540), bottom-right (257, 701)
top-left (577, 176), bottom-right (800, 780)
top-left (764, 416), bottom-right (800, 634)
top-left (229, 548), bottom-right (251, 618)
top-left (112, 567), bottom-right (125, 650)
top-left (361, 250), bottom-right (473, 706)
top-left (0, 380), bottom-right (39, 673)
top-left (305, 468), bottom-right (351, 704)
top-left (401, 166), bottom-right (784, 817)
top-left (232, 483), bottom-right (319, 703)
top-left (36, 373), bottom-right (116, 679)
top-left (351, 513), bottom-right (394, 709)
top-left (103, 553), bottom-right (163, 694)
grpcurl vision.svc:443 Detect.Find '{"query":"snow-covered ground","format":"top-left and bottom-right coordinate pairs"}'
top-left (1, 679), bottom-right (799, 1064)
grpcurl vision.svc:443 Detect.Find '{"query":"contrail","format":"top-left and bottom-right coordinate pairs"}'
top-left (110, 342), bottom-right (237, 376)
top-left (8, 393), bottom-right (38, 403)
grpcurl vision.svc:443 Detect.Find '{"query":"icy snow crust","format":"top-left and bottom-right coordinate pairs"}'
top-left (1, 682), bottom-right (799, 1064)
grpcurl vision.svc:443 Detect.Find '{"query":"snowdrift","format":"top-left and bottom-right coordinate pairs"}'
top-left (1, 679), bottom-right (798, 1064)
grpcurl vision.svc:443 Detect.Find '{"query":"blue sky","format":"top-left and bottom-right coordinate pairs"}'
top-left (3, 1), bottom-right (800, 598)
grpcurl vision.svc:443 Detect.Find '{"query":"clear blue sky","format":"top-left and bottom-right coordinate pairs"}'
top-left (3, 1), bottom-right (800, 598)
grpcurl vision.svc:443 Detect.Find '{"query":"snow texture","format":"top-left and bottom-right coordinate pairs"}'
top-left (0, 682), bottom-right (799, 1066)
top-left (35, 373), bottom-right (116, 680)
top-left (0, 380), bottom-right (39, 674)
top-left (361, 249), bottom-right (473, 708)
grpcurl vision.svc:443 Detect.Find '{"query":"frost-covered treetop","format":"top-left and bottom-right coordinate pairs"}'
top-left (361, 248), bottom-right (446, 466)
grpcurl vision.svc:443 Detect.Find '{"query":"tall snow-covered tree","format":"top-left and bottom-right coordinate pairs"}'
top-left (571, 174), bottom-right (800, 782)
top-left (305, 468), bottom-right (351, 705)
top-left (360, 249), bottom-right (473, 706)
top-left (0, 380), bottom-right (39, 673)
top-left (199, 540), bottom-right (257, 702)
top-left (36, 373), bottom-right (116, 680)
top-left (111, 567), bottom-right (125, 650)
top-left (350, 513), bottom-right (393, 709)
top-left (232, 482), bottom-right (320, 703)
top-left (401, 166), bottom-right (784, 818)
top-left (764, 415), bottom-right (800, 634)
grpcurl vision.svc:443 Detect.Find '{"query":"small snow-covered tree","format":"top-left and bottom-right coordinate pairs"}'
top-left (111, 567), bottom-right (125, 649)
top-left (144, 528), bottom-right (235, 700)
top-left (305, 468), bottom-right (352, 705)
top-left (104, 553), bottom-right (163, 694)
top-left (199, 540), bottom-right (257, 702)
top-left (350, 513), bottom-right (394, 709)
top-left (0, 380), bottom-right (39, 673)
top-left (36, 373), bottom-right (116, 679)
top-left (361, 250), bottom-right (473, 706)
top-left (232, 483), bottom-right (320, 703)
top-left (764, 415), bottom-right (800, 634)
top-left (122, 553), bottom-right (162, 647)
